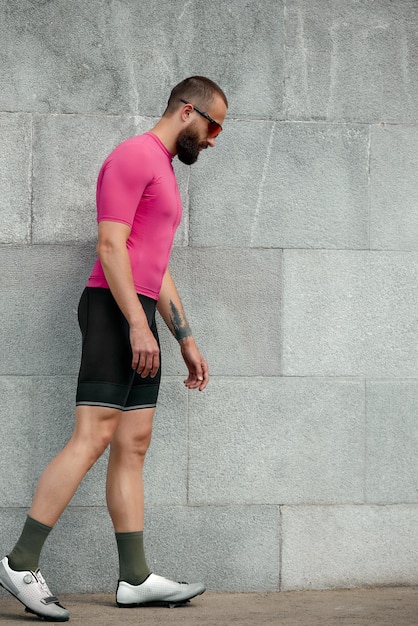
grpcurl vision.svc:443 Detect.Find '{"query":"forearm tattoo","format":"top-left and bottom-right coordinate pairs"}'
top-left (169, 300), bottom-right (192, 342)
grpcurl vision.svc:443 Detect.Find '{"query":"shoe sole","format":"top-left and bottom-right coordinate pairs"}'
top-left (117, 587), bottom-right (205, 609)
top-left (117, 598), bottom-right (191, 608)
top-left (0, 581), bottom-right (69, 622)
top-left (25, 605), bottom-right (70, 622)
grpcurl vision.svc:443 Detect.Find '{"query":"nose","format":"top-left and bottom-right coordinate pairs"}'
top-left (207, 137), bottom-right (216, 148)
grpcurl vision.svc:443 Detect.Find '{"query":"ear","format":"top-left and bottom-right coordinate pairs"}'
top-left (180, 102), bottom-right (193, 122)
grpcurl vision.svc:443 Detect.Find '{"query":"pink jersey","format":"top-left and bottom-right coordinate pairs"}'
top-left (87, 132), bottom-right (182, 300)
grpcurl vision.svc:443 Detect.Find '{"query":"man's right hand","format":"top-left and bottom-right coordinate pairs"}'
top-left (96, 221), bottom-right (161, 379)
top-left (130, 325), bottom-right (160, 378)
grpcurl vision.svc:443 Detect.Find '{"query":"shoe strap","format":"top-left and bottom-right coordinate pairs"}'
top-left (42, 596), bottom-right (60, 605)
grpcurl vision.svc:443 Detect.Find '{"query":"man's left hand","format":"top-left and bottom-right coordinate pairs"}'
top-left (180, 338), bottom-right (209, 391)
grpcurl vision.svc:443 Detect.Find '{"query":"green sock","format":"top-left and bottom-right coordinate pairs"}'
top-left (8, 515), bottom-right (52, 572)
top-left (115, 531), bottom-right (151, 585)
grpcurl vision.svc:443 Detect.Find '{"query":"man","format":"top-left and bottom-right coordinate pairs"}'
top-left (0, 76), bottom-right (228, 621)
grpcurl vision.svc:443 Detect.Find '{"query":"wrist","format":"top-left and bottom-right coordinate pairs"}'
top-left (128, 313), bottom-right (148, 330)
top-left (179, 335), bottom-right (195, 347)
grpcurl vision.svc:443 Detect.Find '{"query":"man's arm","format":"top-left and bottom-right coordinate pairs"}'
top-left (157, 268), bottom-right (209, 391)
top-left (96, 220), bottom-right (160, 378)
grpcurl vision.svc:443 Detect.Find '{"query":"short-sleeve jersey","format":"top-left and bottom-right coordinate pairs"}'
top-left (87, 132), bottom-right (182, 300)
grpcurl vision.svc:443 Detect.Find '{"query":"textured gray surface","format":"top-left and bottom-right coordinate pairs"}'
top-left (188, 377), bottom-right (365, 505)
top-left (281, 505), bottom-right (418, 590)
top-left (0, 245), bottom-right (95, 376)
top-left (284, 0), bottom-right (418, 123)
top-left (0, 0), bottom-right (417, 594)
top-left (32, 114), bottom-right (139, 243)
top-left (30, 111), bottom-right (192, 245)
top-left (2, 587), bottom-right (418, 626)
top-left (365, 380), bottom-right (418, 504)
top-left (143, 378), bottom-right (188, 506)
top-left (370, 124), bottom-right (418, 250)
top-left (0, 587), bottom-right (418, 626)
top-left (168, 247), bottom-right (282, 376)
top-left (0, 378), bottom-right (39, 506)
top-left (0, 0), bottom-right (284, 118)
top-left (191, 122), bottom-right (370, 248)
top-left (143, 505), bottom-right (280, 593)
top-left (282, 250), bottom-right (418, 377)
top-left (0, 114), bottom-right (32, 243)
top-left (0, 505), bottom-right (279, 593)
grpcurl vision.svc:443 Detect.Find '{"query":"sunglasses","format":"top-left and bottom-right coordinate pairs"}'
top-left (180, 98), bottom-right (223, 138)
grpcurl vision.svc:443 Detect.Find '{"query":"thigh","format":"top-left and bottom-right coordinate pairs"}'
top-left (73, 404), bottom-right (122, 444)
top-left (77, 287), bottom-right (161, 411)
top-left (77, 287), bottom-right (131, 387)
top-left (111, 407), bottom-right (156, 453)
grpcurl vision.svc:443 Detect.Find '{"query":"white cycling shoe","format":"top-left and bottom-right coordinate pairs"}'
top-left (116, 573), bottom-right (206, 608)
top-left (0, 556), bottom-right (69, 622)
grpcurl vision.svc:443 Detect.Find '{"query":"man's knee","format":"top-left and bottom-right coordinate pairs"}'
top-left (111, 428), bottom-right (153, 461)
top-left (73, 405), bottom-right (121, 462)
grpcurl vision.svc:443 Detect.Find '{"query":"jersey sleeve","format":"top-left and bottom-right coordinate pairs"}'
top-left (96, 142), bottom-right (153, 228)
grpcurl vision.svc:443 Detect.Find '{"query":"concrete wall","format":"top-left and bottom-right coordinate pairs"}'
top-left (0, 0), bottom-right (417, 593)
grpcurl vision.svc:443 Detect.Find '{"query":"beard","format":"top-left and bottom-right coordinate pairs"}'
top-left (176, 126), bottom-right (207, 165)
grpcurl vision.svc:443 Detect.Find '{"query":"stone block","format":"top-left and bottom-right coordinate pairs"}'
top-left (172, 159), bottom-right (190, 247)
top-left (0, 507), bottom-right (117, 594)
top-left (284, 0), bottom-right (418, 122)
top-left (255, 123), bottom-right (369, 249)
top-left (155, 315), bottom-right (185, 375)
top-left (32, 114), bottom-right (137, 244)
top-left (32, 113), bottom-right (189, 245)
top-left (281, 505), bottom-right (418, 589)
top-left (0, 1), bottom-right (158, 115)
top-left (166, 247), bottom-right (281, 376)
top-left (40, 507), bottom-right (117, 593)
top-left (0, 505), bottom-right (280, 593)
top-left (185, 0), bottom-right (284, 119)
top-left (282, 250), bottom-right (418, 377)
top-left (144, 505), bottom-right (280, 592)
top-left (370, 125), bottom-right (418, 250)
top-left (188, 378), bottom-right (365, 505)
top-left (0, 0), bottom-right (282, 119)
top-left (30, 376), bottom-right (109, 508)
top-left (0, 375), bottom-right (109, 508)
top-left (143, 378), bottom-right (188, 506)
top-left (190, 121), bottom-right (369, 248)
top-left (0, 375), bottom-right (188, 509)
top-left (0, 378), bottom-right (39, 506)
top-left (0, 114), bottom-right (31, 243)
top-left (366, 380), bottom-right (418, 504)
top-left (190, 120), bottom-right (276, 247)
top-left (0, 245), bottom-right (96, 376)
top-left (0, 509), bottom-right (29, 567)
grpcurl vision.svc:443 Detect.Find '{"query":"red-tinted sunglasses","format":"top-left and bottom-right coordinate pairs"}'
top-left (180, 98), bottom-right (223, 138)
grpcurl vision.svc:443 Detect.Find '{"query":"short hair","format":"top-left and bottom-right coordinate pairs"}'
top-left (163, 76), bottom-right (228, 115)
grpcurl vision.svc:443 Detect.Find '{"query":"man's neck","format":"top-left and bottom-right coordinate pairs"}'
top-left (149, 118), bottom-right (178, 157)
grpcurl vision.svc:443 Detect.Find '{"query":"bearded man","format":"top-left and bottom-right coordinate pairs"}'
top-left (0, 76), bottom-right (228, 621)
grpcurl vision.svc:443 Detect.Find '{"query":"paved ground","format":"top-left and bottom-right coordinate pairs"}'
top-left (0, 587), bottom-right (417, 625)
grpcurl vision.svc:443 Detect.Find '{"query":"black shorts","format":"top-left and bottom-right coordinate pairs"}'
top-left (76, 287), bottom-right (161, 411)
